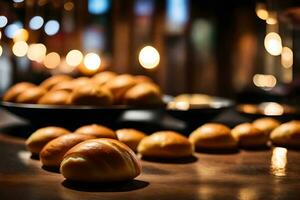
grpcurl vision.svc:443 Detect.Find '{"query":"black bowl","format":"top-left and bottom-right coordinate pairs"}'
top-left (0, 101), bottom-right (163, 129)
top-left (166, 97), bottom-right (234, 132)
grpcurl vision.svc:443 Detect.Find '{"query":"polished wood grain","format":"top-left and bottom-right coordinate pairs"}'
top-left (1, 111), bottom-right (300, 200)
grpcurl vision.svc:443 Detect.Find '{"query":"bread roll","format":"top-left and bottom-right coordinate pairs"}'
top-left (3, 82), bottom-right (36, 102)
top-left (137, 131), bottom-right (194, 159)
top-left (270, 121), bottom-right (300, 147)
top-left (134, 75), bottom-right (153, 84)
top-left (40, 134), bottom-right (95, 167)
top-left (105, 74), bottom-right (137, 104)
top-left (38, 90), bottom-right (71, 105)
top-left (60, 138), bottom-right (141, 182)
top-left (92, 71), bottom-right (117, 86)
top-left (231, 123), bottom-right (268, 147)
top-left (123, 82), bottom-right (163, 106)
top-left (70, 84), bottom-right (113, 106)
top-left (26, 126), bottom-right (71, 154)
top-left (116, 129), bottom-right (146, 151)
top-left (189, 123), bottom-right (237, 150)
top-left (51, 77), bottom-right (91, 92)
top-left (40, 75), bottom-right (73, 90)
top-left (75, 124), bottom-right (117, 139)
top-left (253, 118), bottom-right (280, 135)
top-left (16, 87), bottom-right (47, 104)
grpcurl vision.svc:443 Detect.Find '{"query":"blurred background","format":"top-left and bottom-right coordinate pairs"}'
top-left (0, 0), bottom-right (299, 103)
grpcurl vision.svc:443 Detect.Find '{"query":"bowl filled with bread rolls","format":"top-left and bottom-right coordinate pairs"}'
top-left (0, 71), bottom-right (166, 126)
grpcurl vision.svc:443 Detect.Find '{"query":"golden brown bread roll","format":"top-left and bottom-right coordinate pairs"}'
top-left (40, 75), bottom-right (73, 90)
top-left (105, 74), bottom-right (137, 104)
top-left (252, 117), bottom-right (280, 136)
top-left (26, 126), bottom-right (71, 155)
top-left (60, 138), bottom-right (141, 182)
top-left (137, 131), bottom-right (194, 159)
top-left (116, 129), bottom-right (146, 151)
top-left (270, 121), bottom-right (300, 147)
top-left (123, 82), bottom-right (163, 106)
top-left (189, 123), bottom-right (237, 150)
top-left (231, 123), bottom-right (268, 147)
top-left (134, 75), bottom-right (153, 84)
top-left (38, 90), bottom-right (71, 105)
top-left (70, 84), bottom-right (113, 106)
top-left (92, 71), bottom-right (117, 86)
top-left (51, 77), bottom-right (91, 92)
top-left (40, 134), bottom-right (95, 168)
top-left (3, 82), bottom-right (36, 102)
top-left (16, 87), bottom-right (47, 104)
top-left (74, 124), bottom-right (117, 139)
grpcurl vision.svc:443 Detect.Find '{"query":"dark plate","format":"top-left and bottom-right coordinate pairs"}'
top-left (0, 101), bottom-right (165, 129)
top-left (166, 97), bottom-right (234, 131)
top-left (236, 102), bottom-right (300, 121)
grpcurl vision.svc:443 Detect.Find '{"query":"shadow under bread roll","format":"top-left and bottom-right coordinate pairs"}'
top-left (38, 90), bottom-right (71, 105)
top-left (69, 84), bottom-right (113, 106)
top-left (270, 120), bottom-right (300, 147)
top-left (231, 123), bottom-right (268, 148)
top-left (3, 82), bottom-right (36, 102)
top-left (252, 117), bottom-right (280, 136)
top-left (40, 134), bottom-right (95, 168)
top-left (74, 124), bottom-right (117, 139)
top-left (123, 82), bottom-right (163, 106)
top-left (16, 87), bottom-right (47, 104)
top-left (116, 129), bottom-right (146, 152)
top-left (26, 126), bottom-right (71, 155)
top-left (137, 131), bottom-right (194, 159)
top-left (60, 138), bottom-right (141, 182)
top-left (104, 74), bottom-right (137, 104)
top-left (40, 75), bottom-right (73, 90)
top-left (189, 123), bottom-right (237, 150)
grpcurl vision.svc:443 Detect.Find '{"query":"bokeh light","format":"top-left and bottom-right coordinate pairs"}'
top-left (83, 53), bottom-right (101, 71)
top-left (138, 46), bottom-right (160, 69)
top-left (13, 28), bottom-right (29, 42)
top-left (5, 21), bottom-right (23, 39)
top-left (29, 16), bottom-right (44, 30)
top-left (0, 45), bottom-right (3, 56)
top-left (264, 32), bottom-right (282, 56)
top-left (256, 3), bottom-right (268, 20)
top-left (253, 74), bottom-right (277, 88)
top-left (12, 41), bottom-right (28, 57)
top-left (13, 0), bottom-right (24, 3)
top-left (0, 16), bottom-right (8, 28)
top-left (27, 43), bottom-right (47, 62)
top-left (43, 52), bottom-right (61, 69)
top-left (281, 47), bottom-right (293, 69)
top-left (64, 2), bottom-right (74, 11)
top-left (44, 20), bottom-right (60, 36)
top-left (66, 49), bottom-right (83, 66)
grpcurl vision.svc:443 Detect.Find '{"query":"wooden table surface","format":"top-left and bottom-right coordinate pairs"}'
top-left (1, 109), bottom-right (300, 200)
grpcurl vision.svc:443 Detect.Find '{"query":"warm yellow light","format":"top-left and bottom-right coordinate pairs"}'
top-left (43, 52), bottom-right (60, 69)
top-left (66, 49), bottom-right (83, 66)
top-left (262, 102), bottom-right (284, 116)
top-left (0, 45), bottom-right (3, 56)
top-left (0, 31), bottom-right (2, 39)
top-left (139, 46), bottom-right (160, 69)
top-left (58, 58), bottom-right (76, 73)
top-left (253, 74), bottom-right (277, 88)
top-left (256, 3), bottom-right (268, 20)
top-left (281, 47), bottom-right (293, 69)
top-left (264, 32), bottom-right (282, 56)
top-left (271, 147), bottom-right (287, 177)
top-left (12, 41), bottom-right (28, 57)
top-left (27, 43), bottom-right (47, 62)
top-left (266, 17), bottom-right (277, 25)
top-left (13, 28), bottom-right (29, 42)
top-left (64, 2), bottom-right (74, 11)
top-left (83, 53), bottom-right (101, 71)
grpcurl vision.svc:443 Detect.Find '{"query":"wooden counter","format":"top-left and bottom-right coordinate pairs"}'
top-left (0, 110), bottom-right (300, 200)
